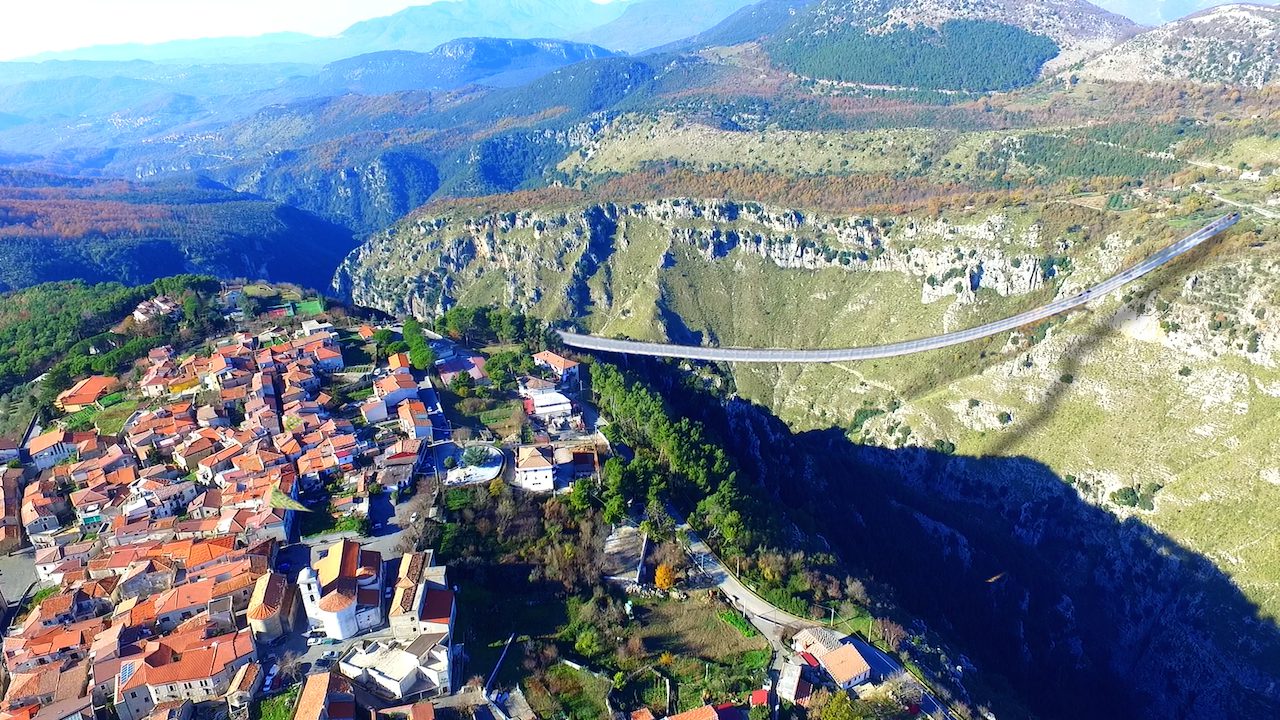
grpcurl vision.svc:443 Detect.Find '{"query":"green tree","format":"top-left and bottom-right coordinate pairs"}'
top-left (40, 364), bottom-right (73, 408)
top-left (409, 345), bottom-right (435, 371)
top-left (819, 691), bottom-right (858, 720)
top-left (182, 295), bottom-right (201, 326)
top-left (373, 329), bottom-right (396, 351)
top-left (450, 371), bottom-right (475, 397)
top-left (462, 446), bottom-right (491, 467)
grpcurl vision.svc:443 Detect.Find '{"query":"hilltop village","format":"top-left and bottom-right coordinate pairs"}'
top-left (0, 282), bottom-right (931, 720)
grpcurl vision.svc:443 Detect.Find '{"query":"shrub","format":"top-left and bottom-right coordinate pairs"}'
top-left (574, 628), bottom-right (602, 657)
top-left (997, 411), bottom-right (1013, 425)
top-left (1110, 487), bottom-right (1139, 507)
top-left (444, 488), bottom-right (472, 512)
top-left (655, 563), bottom-right (676, 591)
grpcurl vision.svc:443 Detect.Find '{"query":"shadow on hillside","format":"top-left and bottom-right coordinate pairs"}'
top-left (731, 409), bottom-right (1280, 720)
top-left (609, 346), bottom-right (1280, 720)
top-left (987, 235), bottom-right (1220, 457)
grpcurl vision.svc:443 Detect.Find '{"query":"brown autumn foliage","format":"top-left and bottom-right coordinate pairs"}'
top-left (0, 195), bottom-right (174, 240)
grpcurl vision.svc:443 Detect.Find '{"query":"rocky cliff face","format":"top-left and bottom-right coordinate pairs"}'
top-left (335, 197), bottom-right (1048, 318)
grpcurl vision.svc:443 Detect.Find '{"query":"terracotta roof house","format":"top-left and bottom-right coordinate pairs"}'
top-left (113, 628), bottom-right (255, 720)
top-left (56, 376), bottom-right (119, 412)
top-left (293, 672), bottom-right (355, 720)
top-left (532, 351), bottom-right (579, 382)
top-left (667, 706), bottom-right (719, 720)
top-left (374, 370), bottom-right (419, 408)
top-left (247, 572), bottom-right (300, 644)
top-left (377, 703), bottom-right (434, 720)
top-left (27, 430), bottom-right (82, 470)
top-left (818, 643), bottom-right (872, 689)
top-left (389, 550), bottom-right (451, 642)
top-left (397, 400), bottom-right (433, 441)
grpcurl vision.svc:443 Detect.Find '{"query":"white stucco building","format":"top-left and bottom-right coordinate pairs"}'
top-left (299, 539), bottom-right (384, 640)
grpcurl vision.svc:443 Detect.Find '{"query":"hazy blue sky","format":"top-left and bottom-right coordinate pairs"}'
top-left (0, 0), bottom-right (1275, 61)
top-left (1096, 0), bottom-right (1277, 25)
top-left (0, 0), bottom-right (468, 59)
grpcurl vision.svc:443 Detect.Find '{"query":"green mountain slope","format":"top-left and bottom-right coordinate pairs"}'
top-left (769, 19), bottom-right (1059, 91)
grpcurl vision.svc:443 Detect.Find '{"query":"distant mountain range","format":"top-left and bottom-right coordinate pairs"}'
top-left (571, 0), bottom-right (758, 52)
top-left (19, 0), bottom-right (759, 64)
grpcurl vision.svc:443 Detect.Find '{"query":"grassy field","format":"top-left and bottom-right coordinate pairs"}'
top-left (1201, 134), bottom-right (1280, 171)
top-left (444, 394), bottom-right (525, 440)
top-left (94, 399), bottom-right (139, 436)
top-left (456, 581), bottom-right (572, 685)
top-left (525, 665), bottom-right (614, 720)
top-left (629, 593), bottom-right (770, 711)
top-left (562, 114), bottom-right (936, 179)
top-left (252, 687), bottom-right (298, 720)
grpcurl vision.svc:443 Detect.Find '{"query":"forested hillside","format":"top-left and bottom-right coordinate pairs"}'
top-left (769, 19), bottom-right (1059, 91)
top-left (0, 275), bottom-right (218, 396)
top-left (0, 173), bottom-right (356, 290)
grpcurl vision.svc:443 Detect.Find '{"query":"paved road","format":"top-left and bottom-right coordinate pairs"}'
top-left (560, 214), bottom-right (1239, 363)
top-left (674, 509), bottom-right (953, 719)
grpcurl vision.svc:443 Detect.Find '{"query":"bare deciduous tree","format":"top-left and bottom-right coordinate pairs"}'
top-left (873, 617), bottom-right (907, 653)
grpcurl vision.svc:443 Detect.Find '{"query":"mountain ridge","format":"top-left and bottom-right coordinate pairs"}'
top-left (1075, 3), bottom-right (1280, 86)
top-left (314, 39), bottom-right (617, 94)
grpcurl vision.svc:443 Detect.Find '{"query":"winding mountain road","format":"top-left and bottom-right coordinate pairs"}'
top-left (559, 214), bottom-right (1239, 363)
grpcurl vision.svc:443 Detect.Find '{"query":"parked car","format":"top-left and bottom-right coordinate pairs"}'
top-left (263, 664), bottom-right (279, 691)
top-left (385, 586), bottom-right (394, 598)
top-left (307, 636), bottom-right (324, 646)
top-left (321, 650), bottom-right (340, 660)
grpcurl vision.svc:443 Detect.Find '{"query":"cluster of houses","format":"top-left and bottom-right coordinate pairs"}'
top-left (7, 530), bottom-right (269, 720)
top-left (2, 306), bottom-right (634, 720)
top-left (131, 296), bottom-right (181, 325)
